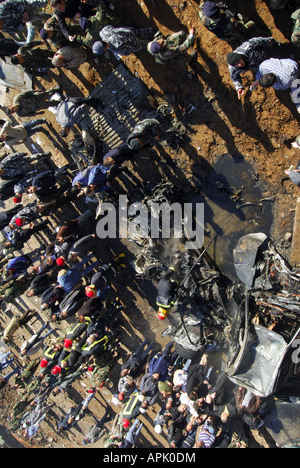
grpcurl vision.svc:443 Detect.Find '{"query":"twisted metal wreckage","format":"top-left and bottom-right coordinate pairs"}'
top-left (71, 81), bottom-right (300, 422)
top-left (128, 181), bottom-right (300, 401)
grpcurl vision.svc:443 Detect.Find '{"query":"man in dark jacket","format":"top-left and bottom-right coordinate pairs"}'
top-left (156, 267), bottom-right (178, 320)
top-left (227, 36), bottom-right (297, 99)
top-left (51, 0), bottom-right (95, 41)
top-left (139, 372), bottom-right (160, 406)
top-left (11, 40), bottom-right (54, 76)
top-left (14, 165), bottom-right (71, 200)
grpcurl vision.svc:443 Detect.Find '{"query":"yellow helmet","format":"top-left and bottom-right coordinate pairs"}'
top-left (157, 308), bottom-right (170, 320)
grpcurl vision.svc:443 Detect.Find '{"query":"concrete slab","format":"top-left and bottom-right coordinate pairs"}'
top-left (0, 61), bottom-right (32, 91)
top-left (290, 197), bottom-right (300, 267)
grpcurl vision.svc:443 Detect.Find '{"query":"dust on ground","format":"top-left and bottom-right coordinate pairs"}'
top-left (0, 0), bottom-right (299, 449)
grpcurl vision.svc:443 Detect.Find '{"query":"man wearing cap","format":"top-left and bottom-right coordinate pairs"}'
top-left (156, 267), bottom-right (178, 320)
top-left (199, 1), bottom-right (254, 42)
top-left (147, 27), bottom-right (195, 66)
top-left (75, 2), bottom-right (115, 49)
top-left (3, 219), bottom-right (49, 252)
top-left (85, 254), bottom-right (126, 299)
top-left (127, 118), bottom-right (161, 150)
top-left (40, 342), bottom-right (64, 376)
top-left (227, 36), bottom-right (295, 99)
top-left (84, 163), bottom-right (110, 196)
top-left (8, 202), bottom-right (42, 230)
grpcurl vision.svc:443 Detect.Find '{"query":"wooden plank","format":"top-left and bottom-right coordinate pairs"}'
top-left (290, 197), bottom-right (300, 267)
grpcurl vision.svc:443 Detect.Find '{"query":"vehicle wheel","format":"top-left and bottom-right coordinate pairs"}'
top-left (175, 342), bottom-right (199, 360)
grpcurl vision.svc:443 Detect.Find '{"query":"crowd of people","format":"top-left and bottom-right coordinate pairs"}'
top-left (0, 0), bottom-right (299, 449)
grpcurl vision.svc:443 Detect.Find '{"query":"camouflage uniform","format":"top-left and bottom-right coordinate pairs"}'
top-left (199, 1), bottom-right (255, 42)
top-left (147, 30), bottom-right (195, 65)
top-left (291, 9), bottom-right (300, 47)
top-left (0, 152), bottom-right (32, 179)
top-left (103, 413), bottom-right (127, 448)
top-left (90, 350), bottom-right (119, 387)
top-left (127, 118), bottom-right (161, 148)
top-left (12, 88), bottom-right (61, 117)
top-left (16, 40), bottom-right (54, 76)
top-left (0, 0), bottom-right (48, 35)
top-left (8, 398), bottom-right (33, 432)
top-left (41, 14), bottom-right (71, 48)
top-left (0, 275), bottom-right (34, 304)
top-left (100, 25), bottom-right (155, 56)
top-left (76, 4), bottom-right (115, 48)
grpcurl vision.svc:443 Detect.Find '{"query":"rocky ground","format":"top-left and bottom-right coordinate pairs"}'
top-left (0, 0), bottom-right (299, 449)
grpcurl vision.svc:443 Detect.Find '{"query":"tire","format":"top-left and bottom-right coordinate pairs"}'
top-left (175, 342), bottom-right (199, 360)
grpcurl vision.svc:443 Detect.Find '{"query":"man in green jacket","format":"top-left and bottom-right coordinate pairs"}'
top-left (147, 27), bottom-right (195, 65)
top-left (76, 1), bottom-right (116, 48)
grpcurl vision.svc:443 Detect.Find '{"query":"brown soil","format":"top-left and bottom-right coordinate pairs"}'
top-left (0, 0), bottom-right (299, 449)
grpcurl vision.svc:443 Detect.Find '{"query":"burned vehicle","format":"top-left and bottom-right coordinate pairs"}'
top-left (128, 180), bottom-right (233, 358)
top-left (226, 233), bottom-right (300, 397)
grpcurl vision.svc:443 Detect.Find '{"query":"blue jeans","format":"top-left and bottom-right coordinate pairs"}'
top-left (23, 119), bottom-right (46, 136)
top-left (124, 420), bottom-right (143, 445)
top-left (74, 253), bottom-right (99, 277)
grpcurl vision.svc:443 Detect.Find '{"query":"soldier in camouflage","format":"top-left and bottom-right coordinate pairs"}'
top-left (127, 118), bottom-right (161, 150)
top-left (147, 27), bottom-right (195, 65)
top-left (11, 40), bottom-right (54, 76)
top-left (0, 0), bottom-right (48, 35)
top-left (199, 1), bottom-right (255, 42)
top-left (40, 14), bottom-right (74, 48)
top-left (75, 0), bottom-right (116, 49)
top-left (0, 274), bottom-right (34, 304)
top-left (0, 152), bottom-right (46, 180)
top-left (8, 86), bottom-right (62, 117)
top-left (291, 9), bottom-right (300, 47)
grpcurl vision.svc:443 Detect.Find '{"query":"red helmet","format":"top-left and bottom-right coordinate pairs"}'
top-left (40, 358), bottom-right (48, 368)
top-left (85, 285), bottom-right (97, 298)
top-left (13, 197), bottom-right (22, 204)
top-left (52, 365), bottom-right (62, 375)
top-left (64, 338), bottom-right (73, 349)
top-left (15, 218), bottom-right (23, 227)
top-left (123, 418), bottom-right (130, 428)
top-left (56, 257), bottom-right (65, 267)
